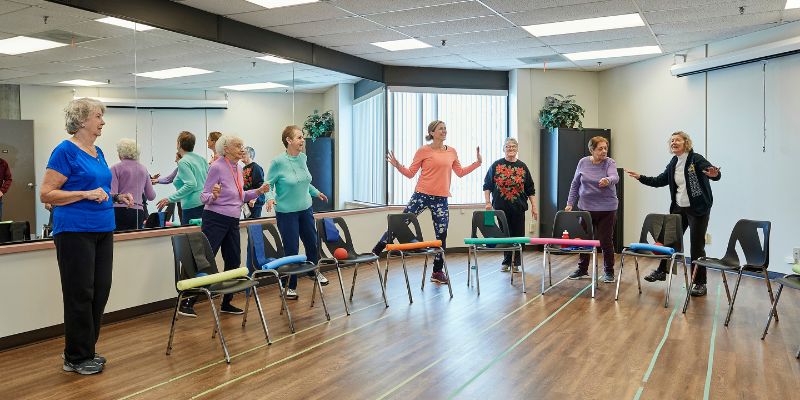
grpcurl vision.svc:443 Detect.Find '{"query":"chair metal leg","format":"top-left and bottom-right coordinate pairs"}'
top-left (723, 271), bottom-right (743, 327)
top-left (349, 264), bottom-right (359, 302)
top-left (510, 249), bottom-right (515, 285)
top-left (683, 263), bottom-right (699, 314)
top-left (761, 283), bottom-right (784, 340)
top-left (474, 249), bottom-right (481, 295)
top-left (384, 254), bottom-right (390, 291)
top-left (242, 283), bottom-right (252, 327)
top-left (664, 256), bottom-right (675, 308)
top-left (519, 245), bottom-right (526, 294)
top-left (401, 254), bottom-right (413, 304)
top-left (421, 255), bottom-right (429, 290)
top-left (615, 254), bottom-right (625, 301)
top-left (336, 264), bottom-right (350, 316)
top-left (466, 247), bottom-right (472, 288)
top-left (250, 285), bottom-right (271, 344)
top-left (207, 292), bottom-right (231, 363)
top-left (276, 276), bottom-right (295, 333)
top-left (591, 249), bottom-right (597, 298)
top-left (166, 294), bottom-right (183, 356)
top-left (541, 249), bottom-right (548, 294)
top-left (315, 272), bottom-right (331, 321)
top-left (441, 251), bottom-right (453, 298)
top-left (548, 255), bottom-right (553, 287)
top-left (310, 272), bottom-right (318, 308)
top-left (634, 257), bottom-right (642, 294)
top-left (763, 269), bottom-right (779, 322)
top-left (374, 258), bottom-right (389, 308)
top-left (721, 271), bottom-right (732, 304)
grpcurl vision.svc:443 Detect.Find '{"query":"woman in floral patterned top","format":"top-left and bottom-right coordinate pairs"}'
top-left (483, 137), bottom-right (537, 272)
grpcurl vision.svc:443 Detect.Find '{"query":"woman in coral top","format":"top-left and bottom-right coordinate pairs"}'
top-left (373, 120), bottom-right (482, 284)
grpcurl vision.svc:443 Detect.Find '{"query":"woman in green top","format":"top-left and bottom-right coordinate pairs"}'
top-left (156, 131), bottom-right (209, 222)
top-left (265, 125), bottom-right (329, 299)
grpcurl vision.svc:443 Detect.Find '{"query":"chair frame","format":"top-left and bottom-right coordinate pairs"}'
top-left (384, 213), bottom-right (453, 303)
top-left (466, 210), bottom-right (526, 295)
top-left (166, 232), bottom-right (270, 364)
top-left (317, 217), bottom-right (388, 315)
top-left (616, 213), bottom-right (689, 308)
top-left (682, 219), bottom-right (777, 327)
top-left (541, 211), bottom-right (600, 297)
top-left (761, 274), bottom-right (800, 358)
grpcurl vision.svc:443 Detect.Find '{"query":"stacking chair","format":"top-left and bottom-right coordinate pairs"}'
top-left (0, 221), bottom-right (30, 243)
top-left (683, 219), bottom-right (776, 327)
top-left (541, 211), bottom-right (596, 292)
top-left (385, 213), bottom-right (452, 303)
top-left (761, 272), bottom-right (800, 358)
top-left (167, 232), bottom-right (270, 363)
top-left (316, 217), bottom-right (388, 314)
top-left (247, 223), bottom-right (330, 333)
top-left (467, 210), bottom-right (526, 294)
top-left (616, 214), bottom-right (688, 307)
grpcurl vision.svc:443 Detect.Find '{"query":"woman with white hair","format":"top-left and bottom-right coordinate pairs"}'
top-left (178, 134), bottom-right (269, 316)
top-left (111, 138), bottom-right (155, 230)
top-left (40, 98), bottom-right (133, 375)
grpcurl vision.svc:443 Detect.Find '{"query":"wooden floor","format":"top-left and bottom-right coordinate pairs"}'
top-left (3, 251), bottom-right (799, 400)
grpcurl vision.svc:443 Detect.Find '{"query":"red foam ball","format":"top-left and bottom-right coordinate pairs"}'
top-left (654, 242), bottom-right (663, 247)
top-left (333, 248), bottom-right (348, 260)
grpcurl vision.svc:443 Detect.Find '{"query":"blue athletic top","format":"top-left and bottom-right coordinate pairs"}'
top-left (47, 140), bottom-right (115, 235)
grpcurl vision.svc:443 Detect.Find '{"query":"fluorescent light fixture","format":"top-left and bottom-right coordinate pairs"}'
top-left (95, 17), bottom-right (156, 31)
top-left (220, 82), bottom-right (288, 91)
top-left (60, 79), bottom-right (108, 86)
top-left (786, 0), bottom-right (800, 9)
top-left (522, 13), bottom-right (644, 37)
top-left (564, 45), bottom-right (661, 61)
top-left (256, 54), bottom-right (293, 64)
top-left (245, 0), bottom-right (317, 8)
top-left (0, 36), bottom-right (67, 55)
top-left (135, 67), bottom-right (213, 79)
top-left (371, 38), bottom-right (432, 51)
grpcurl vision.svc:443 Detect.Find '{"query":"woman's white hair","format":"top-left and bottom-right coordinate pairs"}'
top-left (215, 134), bottom-right (243, 156)
top-left (65, 98), bottom-right (106, 134)
top-left (116, 138), bottom-right (140, 160)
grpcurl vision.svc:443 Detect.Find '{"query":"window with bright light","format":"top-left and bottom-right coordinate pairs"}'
top-left (388, 88), bottom-right (508, 205)
top-left (351, 89), bottom-right (386, 205)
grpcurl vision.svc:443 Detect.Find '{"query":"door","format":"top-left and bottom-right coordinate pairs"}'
top-left (0, 120), bottom-right (35, 227)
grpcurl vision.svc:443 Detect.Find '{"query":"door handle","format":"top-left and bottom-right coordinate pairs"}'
top-left (27, 182), bottom-right (35, 189)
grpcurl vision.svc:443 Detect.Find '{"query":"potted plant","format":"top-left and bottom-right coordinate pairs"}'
top-left (302, 110), bottom-right (335, 141)
top-left (538, 94), bottom-right (585, 129)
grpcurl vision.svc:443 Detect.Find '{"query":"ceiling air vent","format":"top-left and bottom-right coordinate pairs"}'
top-left (517, 55), bottom-right (567, 64)
top-left (29, 30), bottom-right (98, 45)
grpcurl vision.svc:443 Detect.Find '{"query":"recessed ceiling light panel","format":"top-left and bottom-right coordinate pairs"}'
top-left (256, 54), bottom-right (293, 64)
top-left (371, 38), bottom-right (432, 51)
top-left (220, 82), bottom-right (289, 91)
top-left (245, 0), bottom-right (317, 9)
top-left (0, 36), bottom-right (68, 55)
top-left (96, 17), bottom-right (156, 31)
top-left (787, 0), bottom-right (800, 10)
top-left (134, 67), bottom-right (213, 79)
top-left (60, 79), bottom-right (108, 86)
top-left (564, 45), bottom-right (661, 61)
top-left (523, 13), bottom-right (644, 37)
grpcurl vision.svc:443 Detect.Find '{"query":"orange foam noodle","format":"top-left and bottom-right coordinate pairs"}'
top-left (385, 240), bottom-right (442, 251)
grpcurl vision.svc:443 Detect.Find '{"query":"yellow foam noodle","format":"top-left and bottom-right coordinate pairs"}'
top-left (176, 267), bottom-right (249, 291)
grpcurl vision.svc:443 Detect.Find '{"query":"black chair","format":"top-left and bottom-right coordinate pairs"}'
top-left (682, 219), bottom-right (776, 327)
top-left (0, 221), bottom-right (30, 243)
top-left (167, 232), bottom-right (270, 363)
top-left (616, 214), bottom-right (689, 307)
top-left (317, 217), bottom-right (388, 314)
top-left (761, 273), bottom-right (800, 358)
top-left (541, 211), bottom-right (598, 296)
top-left (247, 223), bottom-right (330, 333)
top-left (467, 210), bottom-right (526, 294)
top-left (385, 213), bottom-right (452, 303)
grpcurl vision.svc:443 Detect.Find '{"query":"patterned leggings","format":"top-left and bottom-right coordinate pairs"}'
top-left (374, 192), bottom-right (450, 272)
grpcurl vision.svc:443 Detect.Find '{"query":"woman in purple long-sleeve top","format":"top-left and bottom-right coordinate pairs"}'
top-left (110, 139), bottom-right (156, 230)
top-left (564, 136), bottom-right (619, 283)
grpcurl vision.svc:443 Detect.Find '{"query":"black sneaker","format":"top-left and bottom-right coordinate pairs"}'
top-left (178, 304), bottom-right (197, 318)
top-left (63, 353), bottom-right (105, 366)
top-left (220, 304), bottom-right (244, 315)
top-left (63, 359), bottom-right (103, 375)
top-left (644, 270), bottom-right (667, 282)
top-left (568, 269), bottom-right (590, 280)
top-left (600, 272), bottom-right (616, 283)
top-left (690, 284), bottom-right (707, 297)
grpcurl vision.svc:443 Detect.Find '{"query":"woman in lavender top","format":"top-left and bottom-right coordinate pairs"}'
top-left (565, 136), bottom-right (619, 283)
top-left (186, 135), bottom-right (269, 315)
top-left (111, 139), bottom-right (156, 231)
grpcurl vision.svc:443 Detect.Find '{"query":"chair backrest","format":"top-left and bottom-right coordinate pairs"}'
top-left (316, 217), bottom-right (356, 258)
top-left (0, 221), bottom-right (30, 243)
top-left (163, 202), bottom-right (176, 222)
top-left (471, 210), bottom-right (511, 239)
top-left (387, 213), bottom-right (425, 244)
top-left (551, 211), bottom-right (594, 239)
top-left (144, 212), bottom-right (164, 228)
top-left (722, 219), bottom-right (771, 268)
top-left (638, 213), bottom-right (683, 252)
top-left (246, 223), bottom-right (286, 271)
top-left (170, 232), bottom-right (217, 290)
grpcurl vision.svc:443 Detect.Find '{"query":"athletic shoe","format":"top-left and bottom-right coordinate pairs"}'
top-left (62, 353), bottom-right (106, 366)
top-left (568, 269), bottom-right (590, 280)
top-left (690, 284), bottom-right (707, 297)
top-left (600, 272), bottom-right (615, 283)
top-left (430, 271), bottom-right (449, 284)
top-left (284, 288), bottom-right (299, 300)
top-left (500, 264), bottom-right (511, 272)
top-left (178, 304), bottom-right (197, 318)
top-left (644, 270), bottom-right (667, 282)
top-left (314, 274), bottom-right (329, 286)
top-left (63, 359), bottom-right (103, 375)
top-left (512, 266), bottom-right (521, 273)
top-left (220, 304), bottom-right (244, 315)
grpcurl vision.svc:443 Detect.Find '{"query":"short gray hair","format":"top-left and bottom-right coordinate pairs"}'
top-left (504, 137), bottom-right (519, 147)
top-left (116, 138), bottom-right (140, 160)
top-left (244, 146), bottom-right (255, 160)
top-left (65, 98), bottom-right (106, 134)
top-left (215, 134), bottom-right (243, 156)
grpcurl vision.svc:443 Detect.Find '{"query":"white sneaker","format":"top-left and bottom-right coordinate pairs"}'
top-left (314, 273), bottom-right (329, 286)
top-left (512, 266), bottom-right (521, 273)
top-left (500, 264), bottom-right (511, 272)
top-left (284, 288), bottom-right (298, 300)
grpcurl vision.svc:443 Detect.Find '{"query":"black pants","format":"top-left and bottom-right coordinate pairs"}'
top-left (248, 202), bottom-right (264, 219)
top-left (498, 206), bottom-right (525, 266)
top-left (114, 207), bottom-right (146, 231)
top-left (656, 207), bottom-right (709, 284)
top-left (578, 210), bottom-right (617, 273)
top-left (201, 210), bottom-right (241, 305)
top-left (54, 231), bottom-right (113, 364)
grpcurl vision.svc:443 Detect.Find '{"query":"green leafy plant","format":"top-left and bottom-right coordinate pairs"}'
top-left (538, 94), bottom-right (585, 129)
top-left (302, 110), bottom-right (335, 141)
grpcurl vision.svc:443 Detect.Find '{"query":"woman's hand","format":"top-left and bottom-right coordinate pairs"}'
top-left (150, 173), bottom-right (160, 185)
top-left (156, 198), bottom-right (170, 210)
top-left (248, 200), bottom-right (256, 207)
top-left (118, 193), bottom-right (134, 207)
top-left (386, 151), bottom-right (401, 169)
top-left (564, 205), bottom-right (573, 212)
top-left (256, 182), bottom-right (270, 195)
top-left (624, 168), bottom-right (641, 180)
top-left (265, 199), bottom-right (276, 212)
top-left (476, 146), bottom-right (482, 164)
top-left (84, 188), bottom-right (109, 203)
top-left (318, 192), bottom-right (328, 202)
top-left (599, 177), bottom-right (610, 187)
top-left (703, 166), bottom-right (720, 178)
top-left (531, 208), bottom-right (538, 220)
top-left (211, 183), bottom-right (221, 200)
top-left (484, 202), bottom-right (492, 210)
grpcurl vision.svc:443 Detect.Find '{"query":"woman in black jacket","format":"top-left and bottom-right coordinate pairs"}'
top-left (625, 131), bottom-right (721, 297)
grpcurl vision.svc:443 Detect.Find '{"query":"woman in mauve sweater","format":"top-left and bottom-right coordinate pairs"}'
top-left (110, 138), bottom-right (156, 231)
top-left (372, 120), bottom-right (482, 284)
top-left (565, 136), bottom-right (619, 283)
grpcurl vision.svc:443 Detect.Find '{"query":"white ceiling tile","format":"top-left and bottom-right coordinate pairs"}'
top-left (270, 16), bottom-right (384, 38)
top-left (0, 1), bottom-right (30, 15)
top-left (643, 2), bottom-right (777, 25)
top-left (474, 58), bottom-right (527, 68)
top-left (329, 0), bottom-right (468, 15)
top-left (571, 53), bottom-right (661, 67)
top-left (174, 0), bottom-right (264, 15)
top-left (395, 15), bottom-right (514, 37)
top-left (480, 0), bottom-right (601, 14)
top-left (657, 26), bottom-right (768, 45)
top-left (637, 0), bottom-right (774, 13)
top-left (56, 20), bottom-right (133, 40)
top-left (446, 37), bottom-right (549, 53)
top-left (229, 2), bottom-right (351, 28)
top-left (660, 41), bottom-right (710, 53)
top-left (503, 0), bottom-right (637, 26)
top-left (550, 36), bottom-right (659, 53)
top-left (0, 5), bottom-right (95, 35)
top-left (417, 27), bottom-right (534, 47)
top-left (304, 29), bottom-right (406, 47)
top-left (538, 27), bottom-right (653, 46)
top-left (16, 45), bottom-right (113, 62)
top-left (650, 12), bottom-right (782, 35)
top-left (79, 33), bottom-right (179, 52)
top-left (364, 1), bottom-right (492, 27)
top-left (361, 46), bottom-right (453, 62)
top-left (328, 43), bottom-right (390, 55)
top-left (456, 45), bottom-right (557, 61)
top-left (0, 68), bottom-right (36, 79)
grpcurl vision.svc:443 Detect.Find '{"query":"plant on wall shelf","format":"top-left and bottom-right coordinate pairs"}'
top-left (538, 94), bottom-right (585, 129)
top-left (302, 110), bottom-right (335, 141)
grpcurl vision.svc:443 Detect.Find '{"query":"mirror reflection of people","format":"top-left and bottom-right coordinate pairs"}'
top-left (265, 125), bottom-right (329, 300)
top-left (242, 146), bottom-right (265, 219)
top-left (207, 131), bottom-right (222, 164)
top-left (0, 156), bottom-right (11, 221)
top-left (625, 131), bottom-right (721, 297)
top-left (111, 139), bottom-right (155, 230)
top-left (40, 98), bottom-right (133, 375)
top-left (156, 131), bottom-right (208, 223)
